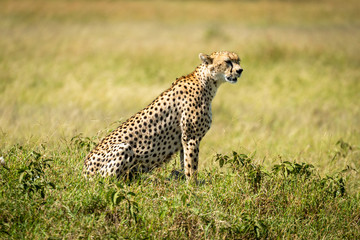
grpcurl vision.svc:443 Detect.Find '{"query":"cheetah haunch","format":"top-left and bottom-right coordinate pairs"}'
top-left (84, 51), bottom-right (243, 181)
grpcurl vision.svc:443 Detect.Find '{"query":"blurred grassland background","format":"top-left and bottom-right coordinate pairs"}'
top-left (0, 0), bottom-right (359, 178)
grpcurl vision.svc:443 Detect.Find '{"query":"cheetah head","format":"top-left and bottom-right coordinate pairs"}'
top-left (199, 51), bottom-right (243, 84)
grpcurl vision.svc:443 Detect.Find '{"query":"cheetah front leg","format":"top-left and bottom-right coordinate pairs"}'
top-left (182, 137), bottom-right (200, 182)
top-left (180, 148), bottom-right (184, 171)
top-left (169, 148), bottom-right (186, 181)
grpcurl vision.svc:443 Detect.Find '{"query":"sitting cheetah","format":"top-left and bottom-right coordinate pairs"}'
top-left (84, 51), bottom-right (243, 181)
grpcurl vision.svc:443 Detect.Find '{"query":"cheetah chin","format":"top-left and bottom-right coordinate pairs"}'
top-left (225, 76), bottom-right (239, 83)
top-left (84, 51), bottom-right (243, 182)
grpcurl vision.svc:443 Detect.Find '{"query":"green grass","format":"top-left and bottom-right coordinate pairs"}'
top-left (1, 145), bottom-right (359, 239)
top-left (1, 0), bottom-right (360, 238)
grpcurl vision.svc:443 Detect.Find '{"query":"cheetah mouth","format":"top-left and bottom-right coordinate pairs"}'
top-left (226, 71), bottom-right (242, 83)
top-left (225, 77), bottom-right (238, 83)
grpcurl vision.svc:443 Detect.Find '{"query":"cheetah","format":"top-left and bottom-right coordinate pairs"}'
top-left (84, 51), bottom-right (243, 181)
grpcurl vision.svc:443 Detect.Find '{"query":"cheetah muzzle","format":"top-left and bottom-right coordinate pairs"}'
top-left (84, 51), bottom-right (243, 182)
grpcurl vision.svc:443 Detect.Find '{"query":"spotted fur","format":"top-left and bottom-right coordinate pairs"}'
top-left (84, 51), bottom-right (243, 181)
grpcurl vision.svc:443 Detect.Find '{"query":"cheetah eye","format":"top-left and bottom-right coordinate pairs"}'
top-left (225, 60), bottom-right (233, 67)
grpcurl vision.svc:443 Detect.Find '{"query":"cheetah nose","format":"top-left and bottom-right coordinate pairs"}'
top-left (237, 69), bottom-right (243, 75)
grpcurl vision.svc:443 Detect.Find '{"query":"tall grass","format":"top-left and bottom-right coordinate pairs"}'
top-left (0, 0), bottom-right (359, 238)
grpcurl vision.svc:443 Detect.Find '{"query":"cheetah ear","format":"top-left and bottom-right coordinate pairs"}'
top-left (199, 53), bottom-right (212, 65)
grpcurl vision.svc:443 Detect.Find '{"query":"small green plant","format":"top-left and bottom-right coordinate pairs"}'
top-left (272, 161), bottom-right (315, 179)
top-left (319, 165), bottom-right (357, 198)
top-left (106, 184), bottom-right (140, 225)
top-left (239, 212), bottom-right (268, 239)
top-left (17, 151), bottom-right (55, 199)
top-left (216, 152), bottom-right (268, 193)
top-left (320, 174), bottom-right (346, 197)
top-left (71, 134), bottom-right (97, 152)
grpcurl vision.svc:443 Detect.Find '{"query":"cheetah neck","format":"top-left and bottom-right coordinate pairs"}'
top-left (194, 64), bottom-right (219, 100)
